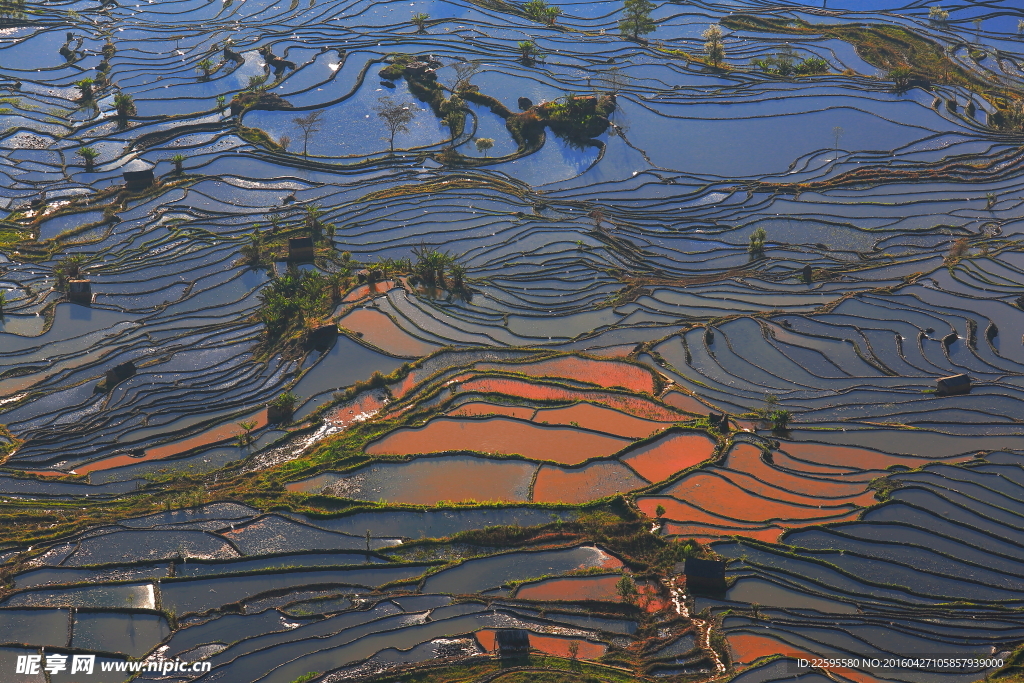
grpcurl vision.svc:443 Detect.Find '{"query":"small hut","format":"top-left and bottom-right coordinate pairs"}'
top-left (122, 159), bottom-right (155, 191)
top-left (494, 629), bottom-right (530, 659)
top-left (68, 279), bottom-right (92, 305)
top-left (288, 237), bottom-right (314, 262)
top-left (105, 361), bottom-right (136, 388)
top-left (674, 558), bottom-right (727, 594)
top-left (306, 323), bottom-right (337, 351)
top-left (936, 373), bottom-right (971, 396)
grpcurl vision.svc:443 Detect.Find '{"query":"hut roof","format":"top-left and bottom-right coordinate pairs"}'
top-left (122, 158), bottom-right (154, 173)
top-left (494, 629), bottom-right (530, 654)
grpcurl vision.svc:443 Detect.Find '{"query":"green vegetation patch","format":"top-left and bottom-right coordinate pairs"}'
top-left (722, 15), bottom-right (993, 95)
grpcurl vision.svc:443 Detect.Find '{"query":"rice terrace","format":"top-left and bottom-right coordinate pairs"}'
top-left (2, 0), bottom-right (1024, 680)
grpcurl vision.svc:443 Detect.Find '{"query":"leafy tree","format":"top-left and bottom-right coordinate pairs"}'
top-left (748, 227), bottom-right (767, 257)
top-left (76, 78), bottom-right (94, 101)
top-left (170, 153), bottom-right (186, 174)
top-left (619, 0), bottom-right (655, 41)
top-left (77, 146), bottom-right (99, 172)
top-left (439, 94), bottom-right (465, 141)
top-left (293, 109), bottom-right (325, 157)
top-left (114, 92), bottom-right (136, 119)
top-left (475, 137), bottom-right (494, 157)
top-left (411, 11), bottom-right (429, 32)
top-left (615, 574), bottom-right (638, 604)
top-left (702, 24), bottom-right (725, 66)
top-left (449, 263), bottom-right (467, 291)
top-left (238, 420), bottom-right (257, 446)
top-left (770, 409), bottom-right (791, 432)
top-left (524, 0), bottom-right (560, 25)
top-left (928, 6), bottom-right (948, 23)
top-left (247, 74), bottom-right (268, 92)
top-left (655, 504), bottom-right (666, 518)
top-left (888, 66), bottom-right (912, 92)
top-left (54, 254), bottom-right (89, 289)
top-left (304, 204), bottom-right (324, 240)
top-left (216, 94), bottom-right (226, 112)
top-left (374, 95), bottom-right (417, 153)
top-left (517, 40), bottom-right (543, 64)
top-left (0, 289), bottom-right (6, 316)
top-left (795, 57), bottom-right (828, 74)
top-left (240, 228), bottom-right (265, 266)
top-left (270, 391), bottom-right (297, 415)
top-left (196, 58), bottom-right (215, 80)
top-left (412, 246), bottom-right (456, 289)
top-left (258, 269), bottom-right (334, 340)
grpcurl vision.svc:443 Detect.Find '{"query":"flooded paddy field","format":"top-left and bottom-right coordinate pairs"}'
top-left (2, 0), bottom-right (1024, 680)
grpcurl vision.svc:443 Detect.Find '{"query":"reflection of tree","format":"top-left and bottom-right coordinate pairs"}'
top-left (0, 0), bottom-right (25, 20)
top-left (293, 110), bottom-right (325, 157)
top-left (593, 66), bottom-right (630, 95)
top-left (374, 95), bottom-right (417, 153)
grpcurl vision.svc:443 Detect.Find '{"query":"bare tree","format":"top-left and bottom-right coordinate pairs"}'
top-left (452, 59), bottom-right (480, 93)
top-left (292, 110), bottom-right (325, 157)
top-left (373, 95), bottom-right (417, 153)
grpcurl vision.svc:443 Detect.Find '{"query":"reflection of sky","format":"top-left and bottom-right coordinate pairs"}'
top-left (620, 97), bottom-right (964, 178)
top-left (245, 75), bottom-right (446, 157)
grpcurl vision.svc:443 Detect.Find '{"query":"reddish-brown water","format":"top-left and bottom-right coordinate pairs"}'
top-left (533, 402), bottom-right (670, 439)
top-left (457, 377), bottom-right (685, 421)
top-left (337, 307), bottom-right (441, 357)
top-left (474, 630), bottom-right (608, 660)
top-left (620, 432), bottom-right (717, 483)
top-left (532, 461), bottom-right (649, 504)
top-left (661, 390), bottom-right (712, 415)
top-left (75, 408), bottom-right (268, 474)
top-left (446, 402), bottom-right (537, 420)
top-left (365, 416), bottom-right (632, 464)
top-left (658, 471), bottom-right (864, 523)
top-left (515, 574), bottom-right (622, 602)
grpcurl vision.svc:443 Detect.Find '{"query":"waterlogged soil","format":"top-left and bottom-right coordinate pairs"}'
top-left (532, 461), bottom-right (649, 504)
top-left (620, 432), bottom-right (717, 483)
top-left (365, 416), bottom-right (632, 464)
top-left (286, 454), bottom-right (536, 504)
top-left (533, 402), bottom-right (672, 439)
top-left (475, 629), bottom-right (608, 660)
top-left (3, 0), bottom-right (1024, 680)
top-left (338, 308), bottom-right (442, 358)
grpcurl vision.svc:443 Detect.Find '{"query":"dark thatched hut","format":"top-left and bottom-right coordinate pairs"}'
top-left (674, 558), bottom-right (727, 593)
top-left (288, 237), bottom-right (314, 262)
top-left (122, 159), bottom-right (155, 191)
top-left (494, 629), bottom-right (530, 658)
